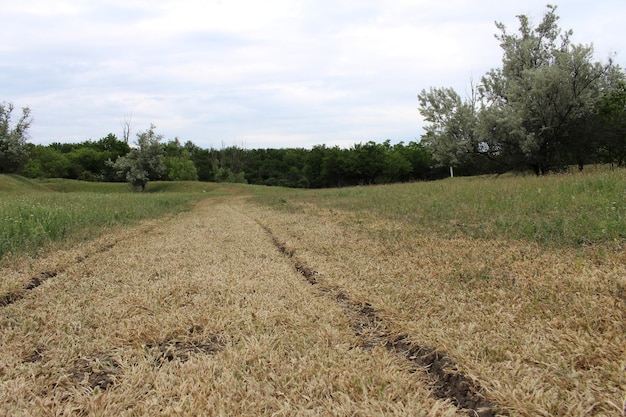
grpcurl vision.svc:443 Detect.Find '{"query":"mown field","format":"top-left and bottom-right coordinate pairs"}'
top-left (0, 171), bottom-right (625, 416)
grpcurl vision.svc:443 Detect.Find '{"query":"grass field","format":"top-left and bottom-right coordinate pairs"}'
top-left (251, 168), bottom-right (626, 248)
top-left (1, 172), bottom-right (625, 416)
top-left (0, 176), bottom-right (240, 260)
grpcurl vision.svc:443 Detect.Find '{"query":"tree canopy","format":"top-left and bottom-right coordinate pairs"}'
top-left (108, 125), bottom-right (166, 191)
top-left (0, 102), bottom-right (32, 173)
top-left (419, 5), bottom-right (625, 175)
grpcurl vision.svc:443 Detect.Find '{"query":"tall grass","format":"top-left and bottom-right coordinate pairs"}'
top-left (0, 193), bottom-right (205, 259)
top-left (37, 179), bottom-right (224, 194)
top-left (253, 168), bottom-right (626, 248)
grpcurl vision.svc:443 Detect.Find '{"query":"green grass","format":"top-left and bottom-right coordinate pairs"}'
top-left (0, 176), bottom-right (219, 260)
top-left (252, 168), bottom-right (626, 248)
top-left (0, 193), bottom-right (202, 259)
top-left (35, 178), bottom-right (132, 193)
top-left (37, 179), bottom-right (226, 194)
top-left (0, 174), bottom-right (51, 193)
top-left (3, 167), bottom-right (625, 260)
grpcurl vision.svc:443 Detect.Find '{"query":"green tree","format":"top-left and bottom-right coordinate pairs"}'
top-left (381, 142), bottom-right (413, 183)
top-left (94, 134), bottom-right (131, 181)
top-left (22, 145), bottom-right (71, 178)
top-left (163, 139), bottom-right (198, 181)
top-left (479, 4), bottom-right (616, 174)
top-left (418, 87), bottom-right (478, 176)
top-left (396, 141), bottom-right (434, 180)
top-left (69, 147), bottom-right (107, 180)
top-left (320, 146), bottom-right (357, 187)
top-left (304, 145), bottom-right (327, 188)
top-left (593, 80), bottom-right (626, 166)
top-left (183, 141), bottom-right (214, 181)
top-left (352, 141), bottom-right (387, 184)
top-left (108, 124), bottom-right (165, 191)
top-left (0, 102), bottom-right (32, 173)
top-left (214, 167), bottom-right (247, 183)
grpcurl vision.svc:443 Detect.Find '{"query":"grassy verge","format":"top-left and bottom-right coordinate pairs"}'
top-left (0, 193), bottom-right (203, 259)
top-left (252, 168), bottom-right (626, 248)
top-left (0, 176), bottom-right (219, 260)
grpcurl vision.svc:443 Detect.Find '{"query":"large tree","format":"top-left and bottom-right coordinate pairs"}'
top-left (0, 102), bottom-right (32, 173)
top-left (163, 138), bottom-right (198, 181)
top-left (482, 5), bottom-right (622, 173)
top-left (419, 5), bottom-right (624, 175)
top-left (108, 124), bottom-right (165, 191)
top-left (418, 86), bottom-right (478, 176)
top-left (592, 80), bottom-right (626, 166)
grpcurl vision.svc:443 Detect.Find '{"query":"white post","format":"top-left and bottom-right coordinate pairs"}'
top-left (450, 166), bottom-right (454, 178)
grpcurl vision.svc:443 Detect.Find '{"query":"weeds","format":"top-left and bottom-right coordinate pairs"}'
top-left (0, 190), bottom-right (202, 259)
top-left (253, 168), bottom-right (626, 248)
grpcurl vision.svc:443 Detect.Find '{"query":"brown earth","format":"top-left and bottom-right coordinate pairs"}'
top-left (1, 196), bottom-right (624, 416)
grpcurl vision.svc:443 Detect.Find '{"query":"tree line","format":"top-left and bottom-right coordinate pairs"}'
top-left (2, 6), bottom-right (625, 188)
top-left (1, 121), bottom-right (438, 189)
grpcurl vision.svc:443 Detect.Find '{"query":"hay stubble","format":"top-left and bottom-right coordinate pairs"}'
top-left (1, 198), bottom-right (461, 416)
top-left (244, 200), bottom-right (625, 416)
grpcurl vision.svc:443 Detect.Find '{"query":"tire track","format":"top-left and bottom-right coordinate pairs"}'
top-left (0, 243), bottom-right (115, 308)
top-left (259, 221), bottom-right (504, 417)
top-left (0, 270), bottom-right (60, 307)
top-left (0, 221), bottom-right (159, 308)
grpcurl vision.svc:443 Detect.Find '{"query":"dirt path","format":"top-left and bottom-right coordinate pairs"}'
top-left (1, 198), bottom-right (468, 416)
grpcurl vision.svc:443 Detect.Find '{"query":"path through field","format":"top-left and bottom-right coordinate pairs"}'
top-left (1, 196), bottom-right (624, 416)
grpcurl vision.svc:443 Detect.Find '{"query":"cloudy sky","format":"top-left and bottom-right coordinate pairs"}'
top-left (2, 1), bottom-right (625, 149)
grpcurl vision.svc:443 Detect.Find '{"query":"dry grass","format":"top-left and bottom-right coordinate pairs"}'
top-left (3, 188), bottom-right (624, 416)
top-left (243, 200), bottom-right (626, 416)
top-left (0, 197), bottom-right (461, 416)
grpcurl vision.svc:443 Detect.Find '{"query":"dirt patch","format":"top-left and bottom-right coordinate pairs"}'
top-left (294, 261), bottom-right (318, 284)
top-left (262, 224), bottom-right (503, 417)
top-left (0, 291), bottom-right (21, 307)
top-left (145, 328), bottom-right (226, 366)
top-left (71, 355), bottom-right (122, 391)
top-left (0, 270), bottom-right (58, 307)
top-left (24, 271), bottom-right (58, 290)
top-left (23, 347), bottom-right (45, 363)
top-left (390, 336), bottom-right (497, 416)
top-left (0, 239), bottom-right (118, 308)
top-left (262, 225), bottom-right (318, 284)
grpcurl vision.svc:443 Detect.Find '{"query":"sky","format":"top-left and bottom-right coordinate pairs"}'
top-left (2, 1), bottom-right (625, 150)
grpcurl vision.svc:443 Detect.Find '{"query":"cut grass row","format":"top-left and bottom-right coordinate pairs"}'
top-left (1, 200), bottom-right (461, 416)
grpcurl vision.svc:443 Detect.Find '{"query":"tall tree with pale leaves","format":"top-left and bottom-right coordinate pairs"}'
top-left (418, 5), bottom-right (625, 174)
top-left (108, 124), bottom-right (165, 191)
top-left (0, 102), bottom-right (32, 174)
top-left (479, 4), bottom-right (618, 173)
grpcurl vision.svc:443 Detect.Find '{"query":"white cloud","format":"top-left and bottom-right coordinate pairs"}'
top-left (1, 0), bottom-right (624, 148)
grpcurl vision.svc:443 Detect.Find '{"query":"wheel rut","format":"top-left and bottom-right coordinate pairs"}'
top-left (259, 221), bottom-right (505, 417)
top-left (0, 222), bottom-right (158, 308)
top-left (0, 242), bottom-right (115, 308)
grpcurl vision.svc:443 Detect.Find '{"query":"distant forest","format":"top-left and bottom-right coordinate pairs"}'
top-left (18, 135), bottom-right (442, 188)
